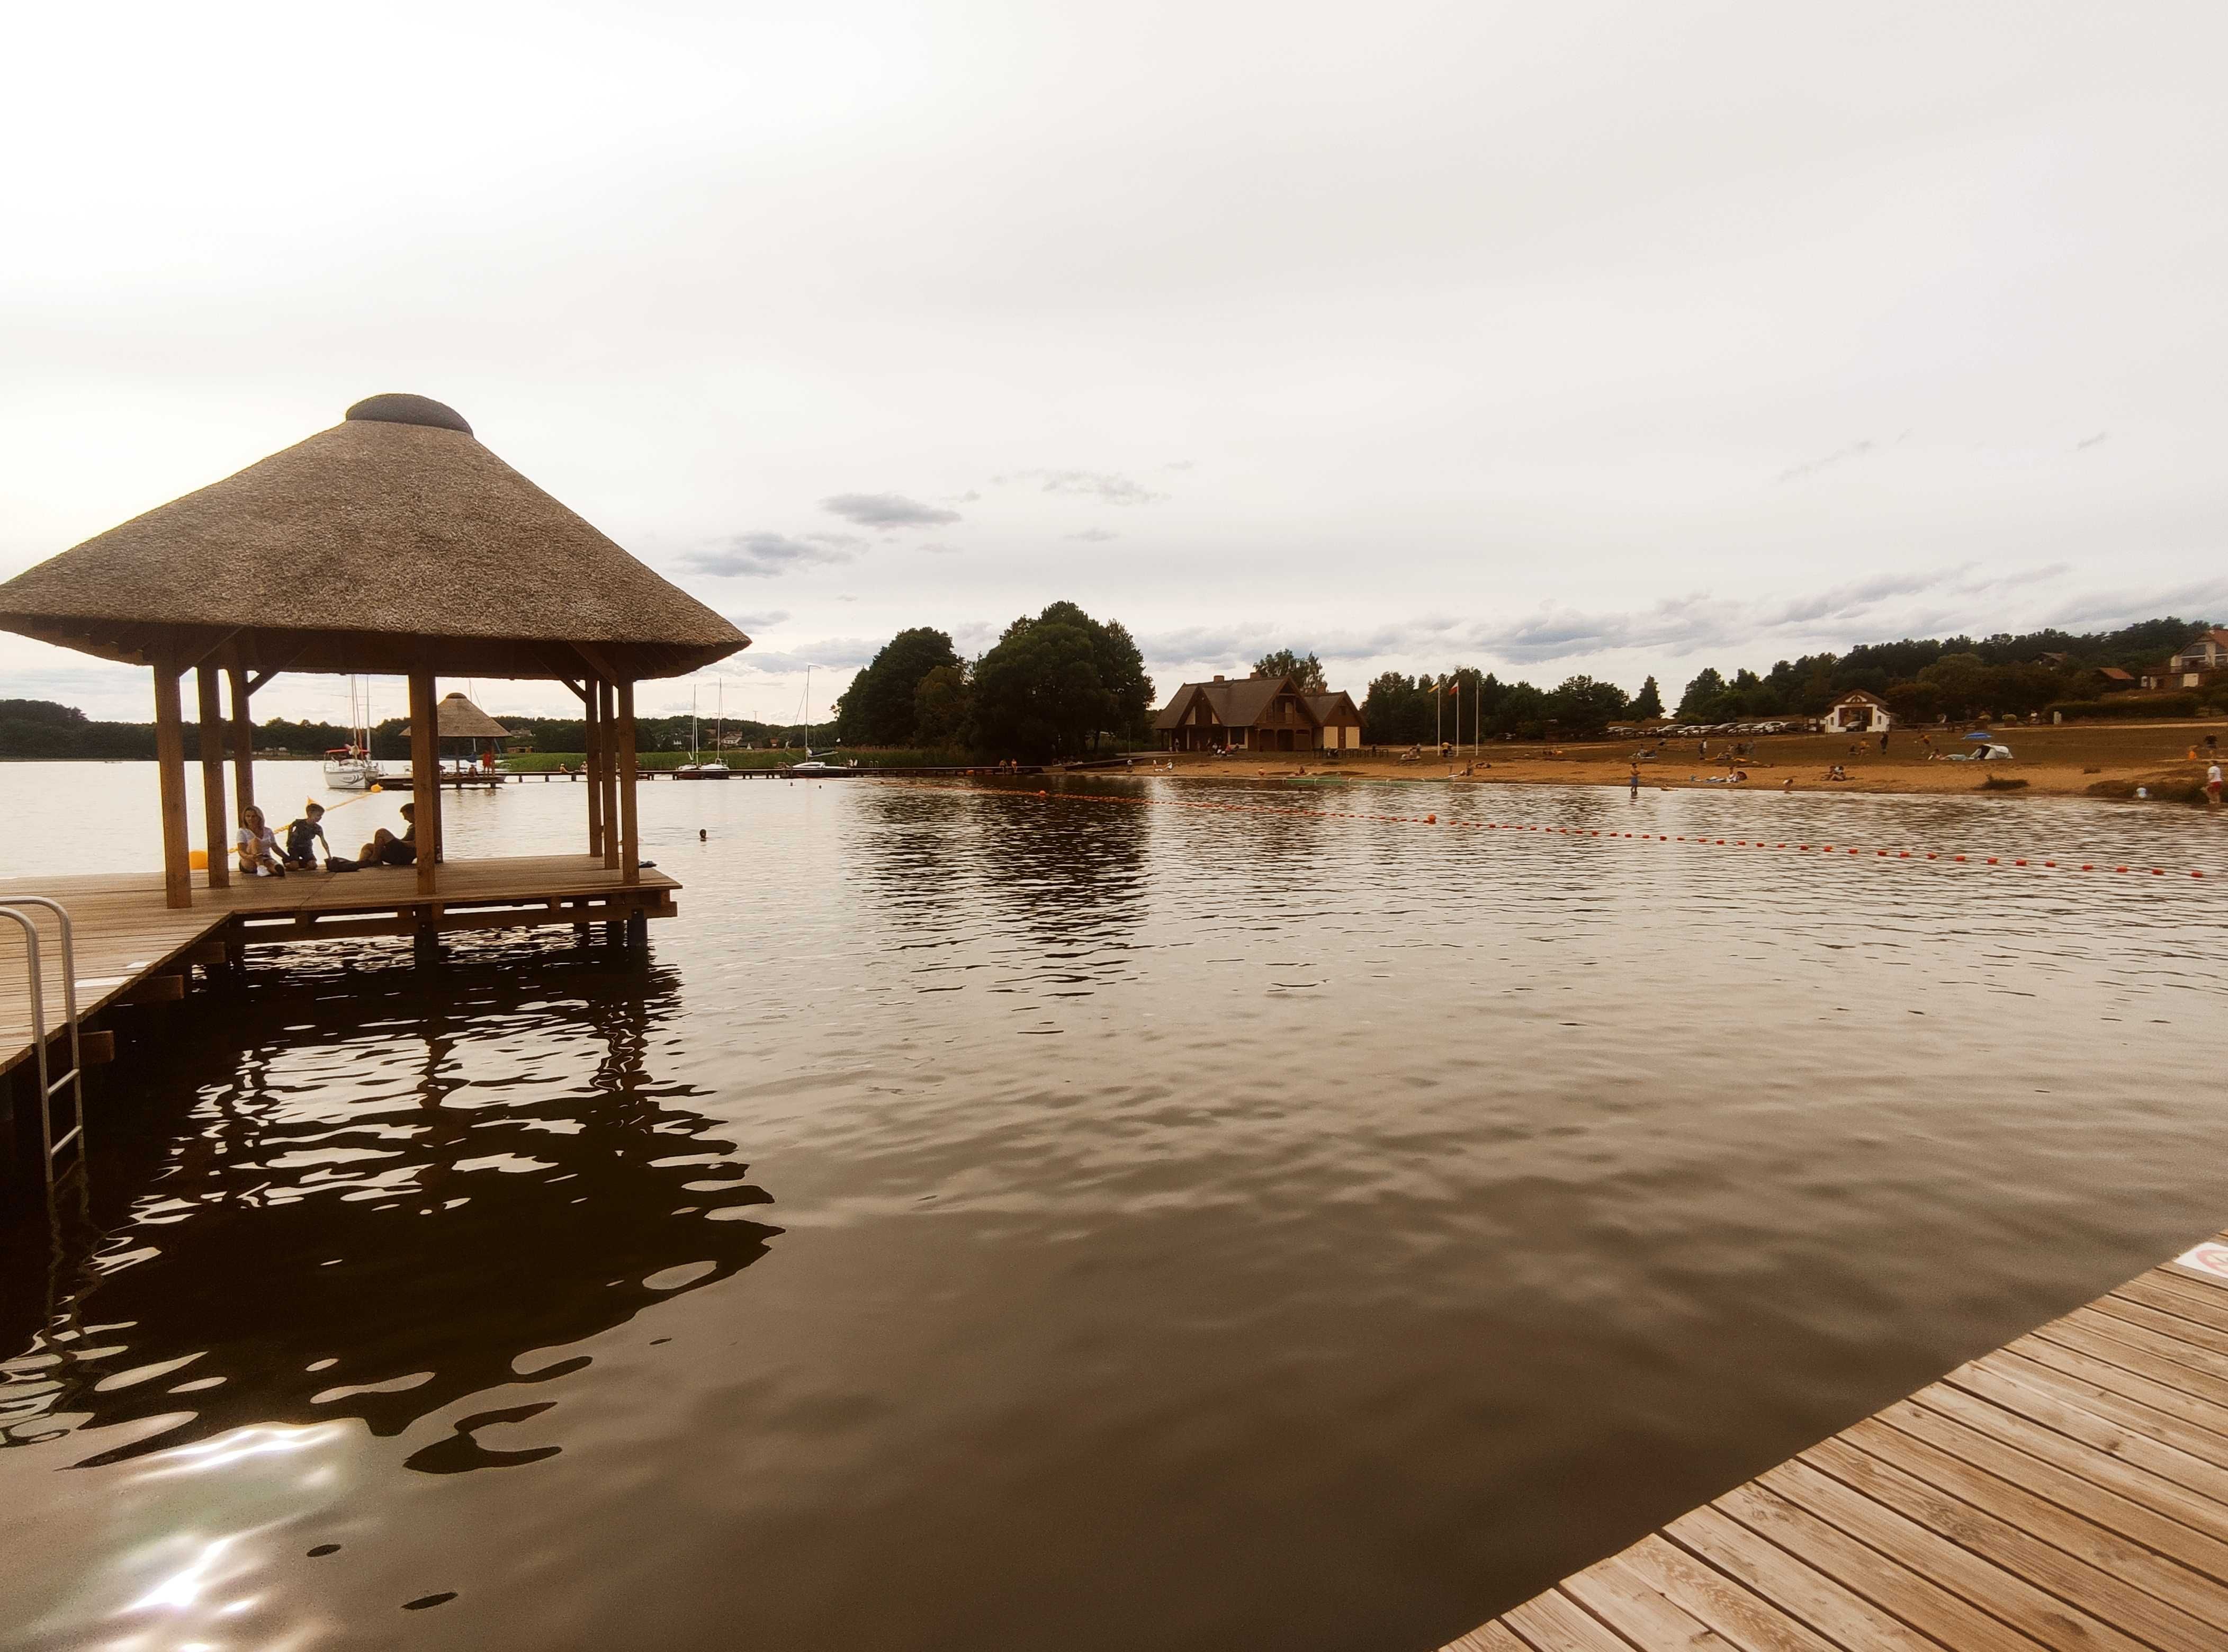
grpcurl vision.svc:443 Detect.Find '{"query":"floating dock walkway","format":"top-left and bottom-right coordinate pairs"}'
top-left (1446, 1232), bottom-right (2228, 1651)
top-left (1, 856), bottom-right (678, 1084)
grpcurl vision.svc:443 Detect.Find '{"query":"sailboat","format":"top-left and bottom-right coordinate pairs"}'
top-left (322, 677), bottom-right (381, 790)
top-left (789, 666), bottom-right (846, 773)
top-left (698, 678), bottom-right (731, 778)
top-left (675, 685), bottom-right (708, 778)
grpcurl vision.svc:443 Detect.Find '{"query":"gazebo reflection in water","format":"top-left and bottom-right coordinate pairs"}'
top-left (0, 931), bottom-right (778, 1470)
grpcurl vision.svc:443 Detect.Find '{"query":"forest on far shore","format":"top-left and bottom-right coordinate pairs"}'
top-left (3, 614), bottom-right (2217, 760)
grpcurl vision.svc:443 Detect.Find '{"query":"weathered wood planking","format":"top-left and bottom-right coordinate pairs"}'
top-left (0, 855), bottom-right (679, 1078)
top-left (1446, 1233), bottom-right (2228, 1651)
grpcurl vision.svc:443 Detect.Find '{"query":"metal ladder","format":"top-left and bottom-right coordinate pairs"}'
top-left (3, 897), bottom-right (87, 1187)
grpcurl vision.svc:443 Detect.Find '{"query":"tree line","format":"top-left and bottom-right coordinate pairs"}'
top-left (10, 614), bottom-right (2215, 763)
top-left (1670, 616), bottom-right (2217, 724)
top-left (833, 601), bottom-right (1154, 760)
top-left (0, 698), bottom-right (833, 761)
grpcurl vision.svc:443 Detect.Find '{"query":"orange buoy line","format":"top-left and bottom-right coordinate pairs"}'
top-left (897, 778), bottom-right (2214, 881)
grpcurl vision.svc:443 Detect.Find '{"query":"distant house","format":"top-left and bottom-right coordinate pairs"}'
top-left (1825, 689), bottom-right (1892, 734)
top-left (2098, 666), bottom-right (2135, 688)
top-left (2141, 629), bottom-right (2228, 690)
top-left (1307, 692), bottom-right (1364, 749)
top-left (1153, 674), bottom-right (1362, 752)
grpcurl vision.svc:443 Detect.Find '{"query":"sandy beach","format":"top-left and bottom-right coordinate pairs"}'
top-left (1155, 719), bottom-right (2228, 804)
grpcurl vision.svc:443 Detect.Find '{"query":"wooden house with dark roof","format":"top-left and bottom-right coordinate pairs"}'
top-left (1153, 675), bottom-right (1362, 752)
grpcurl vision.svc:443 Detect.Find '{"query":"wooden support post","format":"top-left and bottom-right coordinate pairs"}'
top-left (585, 683), bottom-right (605, 857)
top-left (226, 661), bottom-right (255, 817)
top-left (195, 664), bottom-right (230, 888)
top-left (617, 679), bottom-right (640, 886)
top-left (409, 669), bottom-right (439, 897)
top-left (598, 678), bottom-right (621, 870)
top-left (154, 657), bottom-right (193, 909)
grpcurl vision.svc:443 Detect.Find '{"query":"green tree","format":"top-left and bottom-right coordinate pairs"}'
top-left (1676, 667), bottom-right (1727, 720)
top-left (1629, 675), bottom-right (1664, 719)
top-left (913, 663), bottom-right (972, 749)
top-left (1251, 648), bottom-right (1327, 692)
top-left (1546, 675), bottom-right (1629, 733)
top-left (837, 627), bottom-right (962, 747)
top-left (971, 601), bottom-right (1154, 759)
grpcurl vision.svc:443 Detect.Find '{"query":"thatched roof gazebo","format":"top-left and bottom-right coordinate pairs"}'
top-left (0, 393), bottom-right (747, 909)
top-left (405, 690), bottom-right (514, 749)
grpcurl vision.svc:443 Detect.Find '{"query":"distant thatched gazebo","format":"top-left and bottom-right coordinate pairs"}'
top-left (0, 393), bottom-right (747, 909)
top-left (404, 690), bottom-right (515, 767)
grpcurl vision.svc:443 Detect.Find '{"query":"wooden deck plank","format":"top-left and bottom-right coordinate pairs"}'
top-left (2047, 1309), bottom-right (2228, 1399)
top-left (1561, 1557), bottom-right (1741, 1649)
top-left (2114, 1273), bottom-right (2228, 1337)
top-left (1443, 1244), bottom-right (2228, 1652)
top-left (1664, 1505), bottom-right (1945, 1652)
top-left (1959, 1352), bottom-right (2228, 1481)
top-left (2002, 1341), bottom-right (2228, 1451)
top-left (1892, 1393), bottom-right (2228, 1578)
top-left (1713, 1479), bottom-right (2050, 1652)
top-left (1501, 1590), bottom-right (1638, 1651)
top-left (1758, 1456), bottom-right (2137, 1652)
top-left (1444, 1625), bottom-right (1534, 1652)
top-left (1610, 1534), bottom-right (1845, 1652)
top-left (1826, 1423), bottom-right (2228, 1650)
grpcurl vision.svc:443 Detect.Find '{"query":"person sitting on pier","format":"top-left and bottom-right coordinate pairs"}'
top-left (236, 804), bottom-right (286, 877)
top-left (358, 802), bottom-right (417, 867)
top-left (282, 802), bottom-right (330, 869)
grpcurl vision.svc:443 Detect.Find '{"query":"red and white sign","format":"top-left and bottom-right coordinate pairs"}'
top-left (2171, 1242), bottom-right (2228, 1286)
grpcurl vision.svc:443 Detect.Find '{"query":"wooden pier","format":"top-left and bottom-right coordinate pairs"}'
top-left (1446, 1232), bottom-right (2228, 1651)
top-left (0, 856), bottom-right (678, 1082)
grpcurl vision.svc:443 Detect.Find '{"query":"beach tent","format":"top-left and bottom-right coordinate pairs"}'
top-left (0, 393), bottom-right (749, 906)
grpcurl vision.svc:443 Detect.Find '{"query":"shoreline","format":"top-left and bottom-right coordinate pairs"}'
top-left (1145, 720), bottom-right (2228, 805)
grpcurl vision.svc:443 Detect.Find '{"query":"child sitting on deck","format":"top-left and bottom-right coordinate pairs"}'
top-left (283, 802), bottom-right (329, 869)
top-left (358, 802), bottom-right (417, 867)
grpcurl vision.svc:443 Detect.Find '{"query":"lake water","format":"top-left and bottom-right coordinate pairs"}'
top-left (1, 762), bottom-right (2223, 1650)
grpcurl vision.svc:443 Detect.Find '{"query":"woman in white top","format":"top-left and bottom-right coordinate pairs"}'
top-left (236, 804), bottom-right (286, 877)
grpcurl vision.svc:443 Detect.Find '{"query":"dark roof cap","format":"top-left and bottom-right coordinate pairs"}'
top-left (346, 393), bottom-right (473, 435)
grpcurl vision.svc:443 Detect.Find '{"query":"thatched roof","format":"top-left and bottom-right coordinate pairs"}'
top-left (403, 692), bottom-right (513, 740)
top-left (0, 394), bottom-right (747, 681)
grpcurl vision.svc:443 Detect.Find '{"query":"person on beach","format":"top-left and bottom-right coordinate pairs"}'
top-left (2208, 761), bottom-right (2223, 810)
top-left (282, 802), bottom-right (330, 869)
top-left (236, 804), bottom-right (286, 877)
top-left (1629, 765), bottom-right (1641, 795)
top-left (360, 802), bottom-right (417, 867)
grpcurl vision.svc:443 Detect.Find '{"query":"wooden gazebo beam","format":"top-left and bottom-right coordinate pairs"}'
top-left (152, 649), bottom-right (192, 909)
top-left (194, 663), bottom-right (230, 890)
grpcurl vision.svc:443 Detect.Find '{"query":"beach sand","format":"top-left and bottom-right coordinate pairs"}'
top-left (1152, 720), bottom-right (2228, 804)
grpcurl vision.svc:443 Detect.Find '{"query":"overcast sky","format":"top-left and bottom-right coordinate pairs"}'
top-left (5, 1), bottom-right (2225, 727)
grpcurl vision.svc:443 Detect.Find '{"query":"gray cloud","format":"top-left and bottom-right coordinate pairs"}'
top-left (727, 609), bottom-right (790, 629)
top-left (919, 541), bottom-right (963, 555)
top-left (2075, 431), bottom-right (2110, 451)
top-left (821, 492), bottom-right (963, 530)
top-left (995, 469), bottom-right (1165, 505)
top-left (1066, 527), bottom-right (1119, 542)
top-left (1134, 564), bottom-right (2107, 686)
top-left (687, 533), bottom-right (856, 579)
top-left (728, 636), bottom-right (886, 672)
